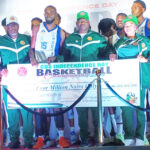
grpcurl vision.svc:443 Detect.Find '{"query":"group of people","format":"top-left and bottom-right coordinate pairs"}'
top-left (0, 0), bottom-right (150, 149)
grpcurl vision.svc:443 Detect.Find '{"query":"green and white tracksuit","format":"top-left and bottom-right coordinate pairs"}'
top-left (63, 29), bottom-right (110, 142)
top-left (114, 33), bottom-right (150, 140)
top-left (0, 34), bottom-right (33, 145)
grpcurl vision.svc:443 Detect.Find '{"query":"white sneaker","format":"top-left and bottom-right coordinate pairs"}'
top-left (136, 138), bottom-right (144, 146)
top-left (70, 134), bottom-right (77, 145)
top-left (116, 133), bottom-right (124, 143)
top-left (124, 139), bottom-right (135, 146)
top-left (144, 137), bottom-right (149, 146)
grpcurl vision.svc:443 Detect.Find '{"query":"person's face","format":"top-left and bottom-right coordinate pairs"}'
top-left (116, 15), bottom-right (126, 29)
top-left (32, 19), bottom-right (41, 26)
top-left (55, 15), bottom-right (61, 25)
top-left (31, 19), bottom-right (41, 30)
top-left (131, 2), bottom-right (145, 17)
top-left (44, 7), bottom-right (57, 24)
top-left (6, 22), bottom-right (19, 39)
top-left (76, 18), bottom-right (90, 33)
top-left (124, 21), bottom-right (137, 37)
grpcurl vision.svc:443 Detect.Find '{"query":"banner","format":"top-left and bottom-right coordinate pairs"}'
top-left (2, 59), bottom-right (140, 109)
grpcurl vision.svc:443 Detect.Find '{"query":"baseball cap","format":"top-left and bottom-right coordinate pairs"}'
top-left (77, 11), bottom-right (89, 21)
top-left (6, 16), bottom-right (18, 25)
top-left (123, 15), bottom-right (138, 25)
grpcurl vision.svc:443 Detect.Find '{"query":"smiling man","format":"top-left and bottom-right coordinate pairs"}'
top-left (63, 11), bottom-right (110, 147)
top-left (0, 16), bottom-right (33, 149)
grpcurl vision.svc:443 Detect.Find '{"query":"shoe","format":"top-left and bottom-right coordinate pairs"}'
top-left (24, 143), bottom-right (33, 148)
top-left (89, 136), bottom-right (95, 147)
top-left (32, 137), bottom-right (44, 149)
top-left (136, 138), bottom-right (144, 146)
top-left (80, 139), bottom-right (90, 147)
top-left (71, 139), bottom-right (81, 145)
top-left (42, 140), bottom-right (56, 148)
top-left (58, 137), bottom-right (70, 148)
top-left (124, 139), bottom-right (135, 146)
top-left (8, 141), bottom-right (20, 149)
top-left (144, 137), bottom-right (149, 145)
top-left (19, 137), bottom-right (24, 146)
top-left (104, 136), bottom-right (114, 143)
top-left (116, 133), bottom-right (124, 143)
top-left (70, 132), bottom-right (77, 145)
top-left (103, 136), bottom-right (124, 146)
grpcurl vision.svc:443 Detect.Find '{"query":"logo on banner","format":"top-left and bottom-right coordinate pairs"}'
top-left (17, 67), bottom-right (27, 76)
top-left (126, 92), bottom-right (137, 104)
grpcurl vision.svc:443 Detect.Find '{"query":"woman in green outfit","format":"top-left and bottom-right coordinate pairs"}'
top-left (109, 14), bottom-right (150, 146)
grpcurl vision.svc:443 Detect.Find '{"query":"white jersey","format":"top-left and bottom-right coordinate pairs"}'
top-left (136, 18), bottom-right (150, 38)
top-left (35, 22), bottom-right (61, 63)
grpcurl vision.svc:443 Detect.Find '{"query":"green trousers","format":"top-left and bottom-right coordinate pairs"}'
top-left (7, 109), bottom-right (33, 145)
top-left (121, 89), bottom-right (146, 140)
top-left (77, 107), bottom-right (98, 141)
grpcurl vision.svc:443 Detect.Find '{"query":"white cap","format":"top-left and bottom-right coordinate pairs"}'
top-left (6, 16), bottom-right (18, 25)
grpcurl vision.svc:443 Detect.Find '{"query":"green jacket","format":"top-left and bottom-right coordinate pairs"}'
top-left (0, 34), bottom-right (30, 69)
top-left (63, 29), bottom-right (110, 62)
top-left (114, 33), bottom-right (150, 89)
top-left (115, 33), bottom-right (150, 58)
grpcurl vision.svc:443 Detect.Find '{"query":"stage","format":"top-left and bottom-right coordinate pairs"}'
top-left (67, 146), bottom-right (150, 150)
top-left (2, 145), bottom-right (150, 150)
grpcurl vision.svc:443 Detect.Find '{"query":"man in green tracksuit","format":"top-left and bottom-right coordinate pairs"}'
top-left (62, 11), bottom-right (110, 146)
top-left (109, 15), bottom-right (150, 146)
top-left (0, 16), bottom-right (33, 149)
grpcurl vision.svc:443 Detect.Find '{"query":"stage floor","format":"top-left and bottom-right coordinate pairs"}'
top-left (3, 145), bottom-right (150, 150)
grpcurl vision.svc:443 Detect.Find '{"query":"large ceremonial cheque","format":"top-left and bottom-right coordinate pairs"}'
top-left (2, 59), bottom-right (140, 109)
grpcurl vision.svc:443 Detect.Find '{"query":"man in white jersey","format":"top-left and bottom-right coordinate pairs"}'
top-left (30, 6), bottom-right (65, 64)
top-left (29, 5), bottom-right (69, 149)
top-left (131, 0), bottom-right (150, 38)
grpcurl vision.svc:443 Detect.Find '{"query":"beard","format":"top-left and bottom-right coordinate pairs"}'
top-left (116, 26), bottom-right (123, 30)
top-left (46, 18), bottom-right (55, 24)
top-left (8, 32), bottom-right (18, 38)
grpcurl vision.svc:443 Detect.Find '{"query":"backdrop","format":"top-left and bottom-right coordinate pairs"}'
top-left (0, 0), bottom-right (150, 35)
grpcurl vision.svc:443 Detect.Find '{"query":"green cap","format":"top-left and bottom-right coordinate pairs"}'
top-left (123, 15), bottom-right (138, 25)
top-left (77, 11), bottom-right (89, 21)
